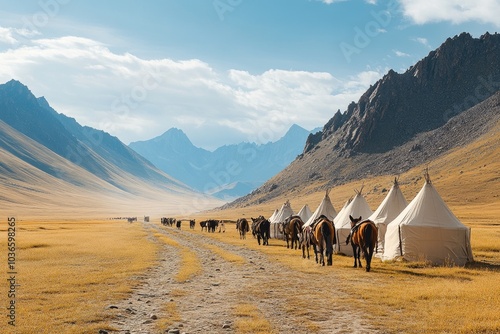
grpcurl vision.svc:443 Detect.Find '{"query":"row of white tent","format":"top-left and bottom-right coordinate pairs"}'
top-left (268, 175), bottom-right (473, 266)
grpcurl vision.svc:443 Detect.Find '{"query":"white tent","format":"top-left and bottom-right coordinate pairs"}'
top-left (336, 197), bottom-right (353, 220)
top-left (270, 200), bottom-right (294, 239)
top-left (303, 189), bottom-right (337, 227)
top-left (383, 174), bottom-right (473, 266)
top-left (269, 209), bottom-right (279, 222)
top-left (369, 178), bottom-right (408, 258)
top-left (297, 204), bottom-right (313, 223)
top-left (334, 188), bottom-right (373, 256)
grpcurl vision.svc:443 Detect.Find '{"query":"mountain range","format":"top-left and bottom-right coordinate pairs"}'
top-left (0, 80), bottom-right (221, 217)
top-left (129, 124), bottom-right (313, 200)
top-left (228, 32), bottom-right (500, 208)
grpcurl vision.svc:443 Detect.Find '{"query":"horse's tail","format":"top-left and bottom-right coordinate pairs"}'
top-left (363, 222), bottom-right (377, 249)
top-left (321, 222), bottom-right (333, 253)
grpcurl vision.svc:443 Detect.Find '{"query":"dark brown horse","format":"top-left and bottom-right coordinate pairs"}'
top-left (282, 215), bottom-right (304, 249)
top-left (236, 218), bottom-right (250, 239)
top-left (251, 216), bottom-right (270, 246)
top-left (346, 215), bottom-right (378, 272)
top-left (312, 215), bottom-right (336, 266)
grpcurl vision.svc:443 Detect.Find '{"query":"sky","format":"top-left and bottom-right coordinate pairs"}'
top-left (0, 0), bottom-right (498, 150)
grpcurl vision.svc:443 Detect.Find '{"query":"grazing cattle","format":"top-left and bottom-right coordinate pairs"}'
top-left (282, 215), bottom-right (304, 249)
top-left (312, 215), bottom-right (335, 266)
top-left (298, 225), bottom-right (317, 259)
top-left (176, 220), bottom-right (182, 230)
top-left (236, 218), bottom-right (250, 239)
top-left (251, 216), bottom-right (270, 246)
top-left (346, 215), bottom-right (378, 272)
top-left (127, 217), bottom-right (137, 223)
top-left (218, 221), bottom-right (226, 233)
top-left (189, 219), bottom-right (196, 229)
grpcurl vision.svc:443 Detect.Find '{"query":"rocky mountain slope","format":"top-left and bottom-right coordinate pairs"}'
top-left (227, 32), bottom-right (500, 207)
top-left (129, 124), bottom-right (311, 199)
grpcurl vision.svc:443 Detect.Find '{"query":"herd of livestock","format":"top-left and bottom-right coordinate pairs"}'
top-left (160, 214), bottom-right (378, 272)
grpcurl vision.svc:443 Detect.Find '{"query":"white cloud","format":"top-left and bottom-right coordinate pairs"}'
top-left (414, 37), bottom-right (432, 49)
top-left (0, 34), bottom-right (385, 149)
top-left (394, 50), bottom-right (410, 57)
top-left (398, 0), bottom-right (500, 27)
top-left (0, 26), bottom-right (40, 45)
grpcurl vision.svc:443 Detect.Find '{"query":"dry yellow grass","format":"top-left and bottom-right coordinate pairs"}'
top-left (0, 219), bottom-right (158, 333)
top-left (233, 304), bottom-right (273, 334)
top-left (153, 231), bottom-right (201, 282)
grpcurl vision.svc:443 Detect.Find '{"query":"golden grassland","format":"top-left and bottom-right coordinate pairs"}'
top-left (0, 219), bottom-right (158, 334)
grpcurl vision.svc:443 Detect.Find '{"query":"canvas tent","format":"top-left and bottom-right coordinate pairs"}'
top-left (334, 188), bottom-right (373, 256)
top-left (269, 209), bottom-right (279, 222)
top-left (297, 204), bottom-right (313, 223)
top-left (382, 174), bottom-right (473, 265)
top-left (303, 189), bottom-right (337, 227)
top-left (270, 200), bottom-right (294, 239)
top-left (369, 178), bottom-right (408, 258)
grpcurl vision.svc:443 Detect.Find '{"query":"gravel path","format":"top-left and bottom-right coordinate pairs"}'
top-left (108, 221), bottom-right (379, 333)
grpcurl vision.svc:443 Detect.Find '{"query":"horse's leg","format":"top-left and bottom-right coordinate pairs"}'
top-left (314, 244), bottom-right (319, 263)
top-left (351, 244), bottom-right (358, 268)
top-left (357, 247), bottom-right (363, 268)
top-left (365, 245), bottom-right (373, 272)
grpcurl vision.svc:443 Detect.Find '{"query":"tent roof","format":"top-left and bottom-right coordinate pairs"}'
top-left (368, 179), bottom-right (408, 226)
top-left (334, 192), bottom-right (373, 229)
top-left (304, 191), bottom-right (337, 226)
top-left (297, 204), bottom-right (313, 222)
top-left (270, 200), bottom-right (294, 224)
top-left (387, 180), bottom-right (467, 229)
top-left (269, 209), bottom-right (279, 221)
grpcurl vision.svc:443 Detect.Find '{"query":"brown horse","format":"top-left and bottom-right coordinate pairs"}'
top-left (282, 215), bottom-right (304, 249)
top-left (312, 215), bottom-right (336, 266)
top-left (346, 215), bottom-right (378, 272)
top-left (236, 218), bottom-right (250, 239)
top-left (251, 216), bottom-right (270, 246)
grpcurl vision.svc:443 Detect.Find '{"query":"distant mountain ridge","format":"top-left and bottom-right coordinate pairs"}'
top-left (226, 32), bottom-right (500, 207)
top-left (129, 124), bottom-right (312, 199)
top-left (0, 80), bottom-right (220, 216)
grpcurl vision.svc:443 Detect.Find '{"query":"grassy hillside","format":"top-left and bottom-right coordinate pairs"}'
top-left (0, 120), bottom-right (223, 219)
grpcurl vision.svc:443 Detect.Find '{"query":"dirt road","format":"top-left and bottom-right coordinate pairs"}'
top-left (108, 221), bottom-right (378, 333)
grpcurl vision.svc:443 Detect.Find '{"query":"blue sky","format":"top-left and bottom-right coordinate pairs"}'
top-left (0, 0), bottom-right (498, 149)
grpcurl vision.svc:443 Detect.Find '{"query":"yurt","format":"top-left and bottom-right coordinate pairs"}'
top-left (297, 204), bottom-right (313, 223)
top-left (369, 178), bottom-right (408, 258)
top-left (269, 209), bottom-right (279, 222)
top-left (334, 188), bottom-right (373, 256)
top-left (382, 173), bottom-right (473, 266)
top-left (270, 200), bottom-right (294, 239)
top-left (303, 189), bottom-right (337, 227)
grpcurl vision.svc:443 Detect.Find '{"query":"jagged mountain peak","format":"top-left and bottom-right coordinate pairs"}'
top-left (309, 32), bottom-right (500, 154)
